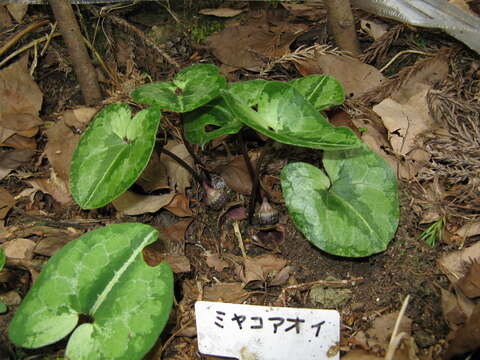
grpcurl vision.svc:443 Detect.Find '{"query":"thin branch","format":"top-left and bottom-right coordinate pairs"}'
top-left (324, 0), bottom-right (360, 56)
top-left (48, 0), bottom-right (102, 105)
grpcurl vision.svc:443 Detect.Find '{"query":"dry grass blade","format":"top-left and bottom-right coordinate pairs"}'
top-left (384, 295), bottom-right (410, 360)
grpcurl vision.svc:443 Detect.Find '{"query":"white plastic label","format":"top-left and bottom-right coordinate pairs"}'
top-left (195, 301), bottom-right (340, 360)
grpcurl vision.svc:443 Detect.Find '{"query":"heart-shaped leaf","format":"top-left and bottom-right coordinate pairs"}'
top-left (131, 64), bottom-right (227, 112)
top-left (8, 223), bottom-right (174, 360)
top-left (221, 81), bottom-right (360, 150)
top-left (183, 98), bottom-right (243, 145)
top-left (183, 80), bottom-right (267, 145)
top-left (281, 145), bottom-right (399, 257)
top-left (290, 74), bottom-right (344, 111)
top-left (70, 104), bottom-right (161, 209)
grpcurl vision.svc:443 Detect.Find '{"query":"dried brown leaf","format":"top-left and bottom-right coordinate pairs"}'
top-left (0, 113), bottom-right (42, 132)
top-left (456, 262), bottom-right (480, 298)
top-left (270, 265), bottom-right (294, 286)
top-left (27, 171), bottom-right (72, 205)
top-left (208, 23), bottom-right (306, 71)
top-left (373, 84), bottom-right (434, 156)
top-left (203, 282), bottom-right (249, 303)
top-left (280, 3), bottom-right (326, 20)
top-left (0, 187), bottom-right (15, 220)
top-left (137, 150), bottom-right (169, 192)
top-left (163, 254), bottom-right (191, 273)
top-left (206, 252), bottom-right (230, 272)
top-left (360, 19), bottom-right (389, 40)
top-left (366, 311), bottom-right (412, 350)
top-left (199, 8), bottom-right (243, 17)
top-left (6, 4), bottom-right (27, 22)
top-left (242, 254), bottom-right (287, 286)
top-left (158, 218), bottom-right (193, 255)
top-left (454, 221), bottom-right (480, 239)
top-left (0, 56), bottom-right (43, 133)
top-left (444, 303), bottom-right (480, 359)
top-left (217, 155), bottom-right (253, 195)
top-left (1, 238), bottom-right (36, 260)
top-left (62, 107), bottom-right (97, 131)
top-left (112, 191), bottom-right (175, 216)
top-left (164, 193), bottom-right (193, 217)
top-left (295, 54), bottom-right (386, 98)
top-left (45, 118), bottom-right (81, 183)
top-left (34, 228), bottom-right (80, 257)
top-left (1, 134), bottom-right (36, 150)
top-left (0, 149), bottom-right (35, 180)
top-left (160, 141), bottom-right (193, 193)
top-left (437, 241), bottom-right (480, 286)
top-left (441, 288), bottom-right (467, 327)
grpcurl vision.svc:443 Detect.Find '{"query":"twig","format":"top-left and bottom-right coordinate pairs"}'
top-left (48, 0), bottom-right (102, 105)
top-left (0, 19), bottom-right (49, 58)
top-left (280, 277), bottom-right (363, 306)
top-left (0, 33), bottom-right (62, 68)
top-left (11, 207), bottom-right (105, 230)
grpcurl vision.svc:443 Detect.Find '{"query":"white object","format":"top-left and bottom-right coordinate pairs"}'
top-left (195, 301), bottom-right (340, 360)
top-left (352, 0), bottom-right (480, 55)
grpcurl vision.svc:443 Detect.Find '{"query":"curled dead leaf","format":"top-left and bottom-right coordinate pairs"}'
top-left (1, 238), bottom-right (36, 260)
top-left (0, 188), bottom-right (15, 220)
top-left (112, 191), bottom-right (175, 216)
top-left (160, 140), bottom-right (193, 193)
top-left (206, 252), bottom-right (230, 272)
top-left (203, 282), bottom-right (249, 303)
top-left (295, 54), bottom-right (386, 98)
top-left (164, 193), bottom-right (193, 217)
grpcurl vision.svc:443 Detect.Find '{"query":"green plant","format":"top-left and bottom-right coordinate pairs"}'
top-left (0, 248), bottom-right (6, 313)
top-left (419, 216), bottom-right (445, 247)
top-left (9, 223), bottom-right (173, 360)
top-left (70, 63), bottom-right (398, 258)
top-left (9, 63), bottom-right (399, 359)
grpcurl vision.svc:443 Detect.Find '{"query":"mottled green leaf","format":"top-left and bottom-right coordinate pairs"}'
top-left (131, 64), bottom-right (227, 112)
top-left (70, 104), bottom-right (161, 209)
top-left (9, 223), bottom-right (174, 360)
top-left (281, 145), bottom-right (399, 257)
top-left (290, 74), bottom-right (344, 111)
top-left (221, 81), bottom-right (360, 150)
top-left (183, 98), bottom-right (242, 145)
top-left (183, 80), bottom-right (267, 145)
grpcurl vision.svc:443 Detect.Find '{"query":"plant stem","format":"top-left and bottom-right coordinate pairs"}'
top-left (238, 131), bottom-right (258, 224)
top-left (160, 148), bottom-right (203, 184)
top-left (181, 125), bottom-right (208, 173)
